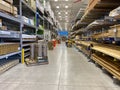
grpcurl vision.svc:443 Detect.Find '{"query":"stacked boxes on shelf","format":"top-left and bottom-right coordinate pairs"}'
top-left (0, 0), bottom-right (17, 16)
top-left (0, 43), bottom-right (19, 55)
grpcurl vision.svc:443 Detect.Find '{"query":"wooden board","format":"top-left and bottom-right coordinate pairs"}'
top-left (92, 45), bottom-right (120, 60)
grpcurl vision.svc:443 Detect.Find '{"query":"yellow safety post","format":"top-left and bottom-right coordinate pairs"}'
top-left (22, 49), bottom-right (25, 64)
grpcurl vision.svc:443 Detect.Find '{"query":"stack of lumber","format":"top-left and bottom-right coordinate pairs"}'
top-left (92, 54), bottom-right (120, 80)
top-left (81, 0), bottom-right (120, 24)
top-left (91, 32), bottom-right (109, 39)
top-left (92, 44), bottom-right (120, 60)
top-left (90, 24), bottom-right (120, 39)
top-left (109, 6), bottom-right (120, 19)
top-left (86, 20), bottom-right (117, 31)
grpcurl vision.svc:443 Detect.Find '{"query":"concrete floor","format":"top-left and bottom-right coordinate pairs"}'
top-left (0, 43), bottom-right (120, 90)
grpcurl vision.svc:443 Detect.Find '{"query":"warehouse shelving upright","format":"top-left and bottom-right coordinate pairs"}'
top-left (13, 0), bottom-right (37, 60)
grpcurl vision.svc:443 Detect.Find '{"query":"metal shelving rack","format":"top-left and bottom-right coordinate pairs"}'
top-left (20, 0), bottom-right (57, 58)
top-left (0, 0), bottom-right (58, 67)
top-left (0, 1), bottom-right (22, 72)
top-left (19, 0), bottom-right (36, 59)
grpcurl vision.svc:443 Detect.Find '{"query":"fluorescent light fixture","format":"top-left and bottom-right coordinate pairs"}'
top-left (54, 0), bottom-right (58, 1)
top-left (65, 0), bottom-right (68, 1)
top-left (58, 12), bottom-right (61, 14)
top-left (65, 12), bottom-right (68, 14)
top-left (65, 6), bottom-right (68, 8)
top-left (56, 6), bottom-right (59, 8)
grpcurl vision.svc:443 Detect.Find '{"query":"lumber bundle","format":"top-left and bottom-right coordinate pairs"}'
top-left (92, 54), bottom-right (120, 80)
top-left (87, 20), bottom-right (117, 31)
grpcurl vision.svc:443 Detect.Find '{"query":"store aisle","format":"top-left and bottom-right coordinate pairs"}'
top-left (0, 43), bottom-right (120, 90)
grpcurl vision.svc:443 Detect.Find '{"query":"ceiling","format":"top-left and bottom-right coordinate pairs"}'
top-left (49, 0), bottom-right (89, 31)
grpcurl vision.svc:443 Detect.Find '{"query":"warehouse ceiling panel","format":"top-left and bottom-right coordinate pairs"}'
top-left (50, 0), bottom-right (89, 31)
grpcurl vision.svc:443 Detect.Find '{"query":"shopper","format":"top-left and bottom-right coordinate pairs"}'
top-left (88, 44), bottom-right (93, 62)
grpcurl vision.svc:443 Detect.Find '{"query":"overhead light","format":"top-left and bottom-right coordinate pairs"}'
top-left (56, 6), bottom-right (59, 8)
top-left (54, 0), bottom-right (58, 1)
top-left (59, 16), bottom-right (61, 17)
top-left (65, 12), bottom-right (68, 14)
top-left (65, 6), bottom-right (68, 8)
top-left (65, 0), bottom-right (68, 1)
top-left (58, 12), bottom-right (61, 14)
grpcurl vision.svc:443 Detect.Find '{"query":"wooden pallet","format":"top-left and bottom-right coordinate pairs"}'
top-left (25, 58), bottom-right (49, 67)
